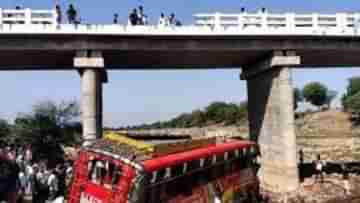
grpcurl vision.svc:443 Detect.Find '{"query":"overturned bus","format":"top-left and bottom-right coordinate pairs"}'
top-left (68, 133), bottom-right (259, 203)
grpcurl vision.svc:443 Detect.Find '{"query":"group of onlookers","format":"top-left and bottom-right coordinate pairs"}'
top-left (126, 6), bottom-right (148, 26)
top-left (55, 4), bottom-right (79, 25)
top-left (0, 144), bottom-right (73, 203)
top-left (123, 6), bottom-right (181, 27)
top-left (12, 4), bottom-right (183, 27)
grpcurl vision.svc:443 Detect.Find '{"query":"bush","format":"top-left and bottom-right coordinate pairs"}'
top-left (342, 77), bottom-right (360, 110)
top-left (303, 82), bottom-right (328, 107)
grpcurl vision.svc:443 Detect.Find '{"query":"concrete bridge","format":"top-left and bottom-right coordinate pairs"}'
top-left (2, 8), bottom-right (360, 193)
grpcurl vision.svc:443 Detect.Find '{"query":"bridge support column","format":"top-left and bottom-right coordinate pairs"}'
top-left (75, 51), bottom-right (108, 145)
top-left (241, 51), bottom-right (301, 193)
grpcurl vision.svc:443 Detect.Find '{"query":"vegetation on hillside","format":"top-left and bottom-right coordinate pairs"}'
top-left (127, 101), bottom-right (248, 129)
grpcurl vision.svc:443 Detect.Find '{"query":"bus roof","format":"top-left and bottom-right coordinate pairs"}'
top-left (142, 140), bottom-right (254, 172)
top-left (85, 133), bottom-right (254, 171)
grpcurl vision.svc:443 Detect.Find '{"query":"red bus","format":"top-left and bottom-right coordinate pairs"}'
top-left (68, 134), bottom-right (259, 203)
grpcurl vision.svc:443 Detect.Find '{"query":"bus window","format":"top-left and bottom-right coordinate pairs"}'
top-left (88, 159), bottom-right (106, 184)
top-left (212, 154), bottom-right (217, 165)
top-left (87, 159), bottom-right (122, 189)
top-left (204, 156), bottom-right (212, 167)
top-left (224, 152), bottom-right (232, 174)
top-left (233, 148), bottom-right (246, 170)
top-left (216, 153), bottom-right (225, 162)
top-left (228, 150), bottom-right (236, 160)
top-left (187, 159), bottom-right (200, 171)
top-left (183, 162), bottom-right (188, 174)
top-left (200, 158), bottom-right (205, 167)
top-left (214, 153), bottom-right (225, 177)
top-left (172, 164), bottom-right (184, 177)
top-left (150, 171), bottom-right (157, 184)
top-left (224, 152), bottom-right (229, 160)
top-left (165, 167), bottom-right (171, 179)
top-left (235, 149), bottom-right (240, 158)
top-left (154, 168), bottom-right (166, 183)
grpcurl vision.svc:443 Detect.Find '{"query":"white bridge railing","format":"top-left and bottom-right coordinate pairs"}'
top-left (194, 12), bottom-right (360, 31)
top-left (0, 8), bottom-right (56, 25)
top-left (1, 8), bottom-right (360, 36)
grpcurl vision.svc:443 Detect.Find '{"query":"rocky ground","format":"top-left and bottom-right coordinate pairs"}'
top-left (266, 174), bottom-right (360, 203)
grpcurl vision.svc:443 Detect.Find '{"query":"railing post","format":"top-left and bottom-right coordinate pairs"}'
top-left (261, 11), bottom-right (268, 29)
top-left (52, 9), bottom-right (58, 29)
top-left (214, 12), bottom-right (221, 30)
top-left (24, 8), bottom-right (31, 25)
top-left (336, 13), bottom-right (346, 31)
top-left (312, 13), bottom-right (318, 31)
top-left (354, 13), bottom-right (360, 34)
top-left (286, 13), bottom-right (295, 30)
top-left (238, 14), bottom-right (244, 29)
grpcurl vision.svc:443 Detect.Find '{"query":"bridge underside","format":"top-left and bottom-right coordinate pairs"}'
top-left (0, 35), bottom-right (359, 69)
top-left (0, 49), bottom-right (360, 70)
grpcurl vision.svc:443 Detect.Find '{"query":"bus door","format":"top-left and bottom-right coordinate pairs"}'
top-left (80, 157), bottom-right (122, 203)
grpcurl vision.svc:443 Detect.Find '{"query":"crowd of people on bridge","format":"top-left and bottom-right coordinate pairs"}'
top-left (126, 6), bottom-right (182, 27)
top-left (11, 3), bottom-right (182, 27)
top-left (0, 144), bottom-right (73, 203)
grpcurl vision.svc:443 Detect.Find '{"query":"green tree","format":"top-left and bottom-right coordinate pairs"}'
top-left (0, 119), bottom-right (11, 143)
top-left (342, 77), bottom-right (360, 110)
top-left (13, 100), bottom-right (81, 166)
top-left (294, 88), bottom-right (303, 110)
top-left (205, 102), bottom-right (229, 123)
top-left (344, 92), bottom-right (360, 114)
top-left (346, 77), bottom-right (360, 97)
top-left (302, 82), bottom-right (328, 108)
top-left (343, 92), bottom-right (360, 124)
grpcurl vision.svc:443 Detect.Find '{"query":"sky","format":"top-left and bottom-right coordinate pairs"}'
top-left (0, 0), bottom-right (359, 127)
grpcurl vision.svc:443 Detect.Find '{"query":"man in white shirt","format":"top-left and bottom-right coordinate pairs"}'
top-left (48, 169), bottom-right (58, 201)
top-left (158, 13), bottom-right (168, 27)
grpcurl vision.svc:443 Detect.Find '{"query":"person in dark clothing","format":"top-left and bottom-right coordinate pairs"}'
top-left (66, 4), bottom-right (77, 24)
top-left (169, 13), bottom-right (176, 25)
top-left (56, 164), bottom-right (66, 198)
top-left (0, 159), bottom-right (19, 203)
top-left (113, 13), bottom-right (119, 24)
top-left (55, 5), bottom-right (62, 24)
top-left (129, 9), bottom-right (138, 25)
top-left (138, 6), bottom-right (144, 25)
top-left (299, 149), bottom-right (304, 182)
top-left (31, 167), bottom-right (40, 203)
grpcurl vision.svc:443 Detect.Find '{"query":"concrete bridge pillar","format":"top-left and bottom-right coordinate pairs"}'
top-left (241, 51), bottom-right (301, 193)
top-left (74, 51), bottom-right (108, 145)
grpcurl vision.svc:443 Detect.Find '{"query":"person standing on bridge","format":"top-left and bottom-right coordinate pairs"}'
top-left (113, 13), bottom-right (119, 24)
top-left (168, 13), bottom-right (176, 25)
top-left (66, 4), bottom-right (77, 24)
top-left (137, 6), bottom-right (145, 25)
top-left (55, 5), bottom-right (62, 25)
top-left (158, 13), bottom-right (168, 27)
top-left (129, 9), bottom-right (138, 26)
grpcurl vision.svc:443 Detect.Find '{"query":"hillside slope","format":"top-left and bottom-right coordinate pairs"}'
top-left (296, 110), bottom-right (360, 161)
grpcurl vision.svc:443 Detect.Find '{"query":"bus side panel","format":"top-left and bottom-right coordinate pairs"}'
top-left (165, 168), bottom-right (257, 203)
top-left (68, 151), bottom-right (89, 203)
